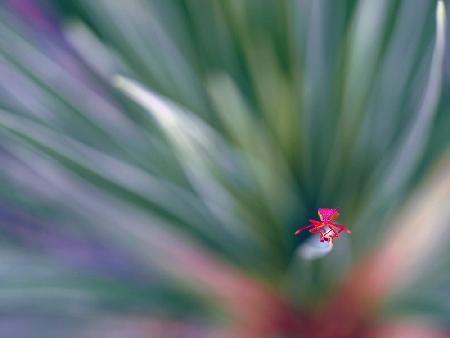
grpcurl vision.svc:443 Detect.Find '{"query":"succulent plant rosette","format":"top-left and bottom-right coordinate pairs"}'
top-left (0, 0), bottom-right (449, 337)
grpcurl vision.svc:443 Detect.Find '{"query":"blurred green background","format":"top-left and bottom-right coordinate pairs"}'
top-left (0, 0), bottom-right (449, 337)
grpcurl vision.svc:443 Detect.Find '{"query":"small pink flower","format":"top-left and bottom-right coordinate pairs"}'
top-left (294, 208), bottom-right (351, 244)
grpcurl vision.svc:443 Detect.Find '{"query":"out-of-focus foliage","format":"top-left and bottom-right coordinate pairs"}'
top-left (0, 0), bottom-right (449, 337)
